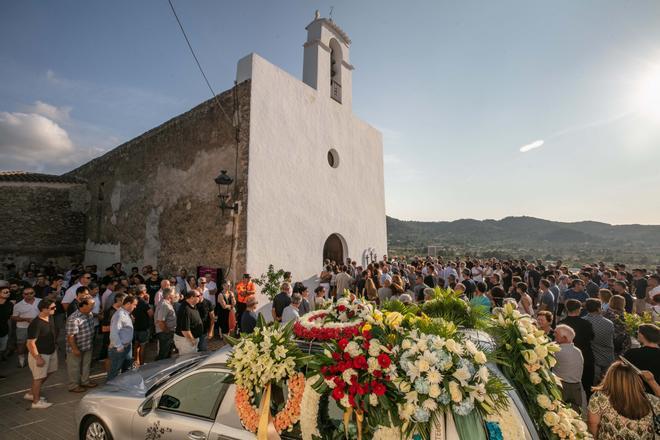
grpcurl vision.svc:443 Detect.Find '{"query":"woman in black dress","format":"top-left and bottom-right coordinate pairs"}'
top-left (215, 281), bottom-right (235, 338)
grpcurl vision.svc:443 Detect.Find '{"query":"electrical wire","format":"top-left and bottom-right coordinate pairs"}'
top-left (167, 0), bottom-right (232, 124)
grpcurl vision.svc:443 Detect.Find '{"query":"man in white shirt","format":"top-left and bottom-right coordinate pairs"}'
top-left (101, 279), bottom-right (118, 312)
top-left (281, 293), bottom-right (302, 324)
top-left (62, 273), bottom-right (91, 312)
top-left (198, 277), bottom-right (215, 307)
top-left (204, 273), bottom-right (217, 298)
top-left (553, 324), bottom-right (584, 412)
top-left (11, 287), bottom-right (41, 367)
top-left (153, 279), bottom-right (171, 307)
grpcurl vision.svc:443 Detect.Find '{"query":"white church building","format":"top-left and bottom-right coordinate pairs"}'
top-left (238, 13), bottom-right (387, 283)
top-left (69, 13), bottom-right (386, 290)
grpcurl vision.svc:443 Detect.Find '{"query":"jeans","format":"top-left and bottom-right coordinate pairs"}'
top-left (107, 344), bottom-right (132, 381)
top-left (156, 332), bottom-right (173, 360)
top-left (198, 333), bottom-right (208, 352)
top-left (66, 350), bottom-right (92, 389)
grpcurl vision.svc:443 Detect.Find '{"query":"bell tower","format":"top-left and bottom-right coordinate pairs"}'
top-left (303, 10), bottom-right (354, 109)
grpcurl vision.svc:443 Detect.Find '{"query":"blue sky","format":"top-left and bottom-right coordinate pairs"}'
top-left (1, 1), bottom-right (659, 224)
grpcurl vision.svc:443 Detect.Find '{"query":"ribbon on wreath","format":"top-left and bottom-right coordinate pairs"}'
top-left (342, 407), bottom-right (365, 440)
top-left (257, 382), bottom-right (272, 440)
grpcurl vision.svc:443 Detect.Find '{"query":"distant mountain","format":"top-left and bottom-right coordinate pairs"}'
top-left (386, 216), bottom-right (660, 265)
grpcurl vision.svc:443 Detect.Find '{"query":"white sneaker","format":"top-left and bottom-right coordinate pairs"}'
top-left (31, 400), bottom-right (52, 409)
top-left (23, 393), bottom-right (46, 401)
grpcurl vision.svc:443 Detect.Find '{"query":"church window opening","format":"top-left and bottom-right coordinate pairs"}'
top-left (327, 149), bottom-right (340, 168)
top-left (329, 39), bottom-right (342, 103)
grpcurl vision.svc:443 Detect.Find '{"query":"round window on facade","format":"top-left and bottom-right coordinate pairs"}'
top-left (327, 149), bottom-right (339, 168)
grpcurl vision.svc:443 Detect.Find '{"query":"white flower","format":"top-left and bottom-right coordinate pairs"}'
top-left (477, 366), bottom-right (490, 382)
top-left (416, 338), bottom-right (429, 352)
top-left (345, 341), bottom-right (361, 357)
top-left (534, 345), bottom-right (548, 359)
top-left (445, 339), bottom-right (464, 355)
top-left (530, 372), bottom-right (542, 384)
top-left (367, 356), bottom-right (380, 373)
top-left (428, 383), bottom-right (441, 398)
top-left (522, 350), bottom-right (538, 364)
top-left (417, 358), bottom-right (430, 373)
top-left (548, 356), bottom-right (557, 367)
top-left (402, 339), bottom-right (412, 350)
top-left (340, 395), bottom-right (350, 408)
top-left (369, 393), bottom-right (378, 406)
top-left (453, 366), bottom-right (472, 385)
top-left (422, 398), bottom-right (438, 412)
top-left (448, 381), bottom-right (462, 402)
top-left (537, 394), bottom-right (553, 410)
top-left (405, 391), bottom-right (419, 404)
top-left (368, 341), bottom-right (382, 357)
top-left (431, 337), bottom-right (445, 350)
top-left (274, 345), bottom-right (288, 360)
top-left (427, 369), bottom-right (443, 384)
top-left (440, 358), bottom-right (454, 371)
top-left (464, 339), bottom-right (479, 355)
top-left (543, 411), bottom-right (560, 427)
top-left (342, 368), bottom-right (357, 384)
top-left (325, 378), bottom-right (337, 389)
top-left (474, 351), bottom-right (487, 364)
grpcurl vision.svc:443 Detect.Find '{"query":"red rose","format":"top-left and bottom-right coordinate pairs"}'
top-left (337, 305), bottom-right (346, 312)
top-left (372, 382), bottom-right (386, 396)
top-left (351, 374), bottom-right (359, 385)
top-left (348, 394), bottom-right (357, 408)
top-left (332, 352), bottom-right (341, 361)
top-left (356, 384), bottom-right (367, 395)
top-left (377, 353), bottom-right (391, 369)
top-left (338, 338), bottom-right (349, 351)
top-left (373, 370), bottom-right (382, 378)
top-left (349, 384), bottom-right (358, 395)
top-left (332, 387), bottom-right (345, 401)
top-left (343, 352), bottom-right (352, 361)
top-left (353, 355), bottom-right (367, 370)
top-left (362, 330), bottom-right (372, 340)
top-left (333, 377), bottom-right (345, 389)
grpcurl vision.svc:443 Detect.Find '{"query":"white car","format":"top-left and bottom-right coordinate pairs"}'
top-left (76, 344), bottom-right (540, 440)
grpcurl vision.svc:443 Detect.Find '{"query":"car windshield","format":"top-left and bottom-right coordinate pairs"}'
top-left (146, 359), bottom-right (203, 396)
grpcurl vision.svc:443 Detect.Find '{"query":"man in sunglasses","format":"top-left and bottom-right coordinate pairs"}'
top-left (26, 299), bottom-right (57, 408)
top-left (62, 272), bottom-right (91, 313)
top-left (11, 287), bottom-right (41, 368)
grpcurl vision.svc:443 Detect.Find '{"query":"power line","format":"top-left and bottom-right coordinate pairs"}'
top-left (167, 0), bottom-right (232, 124)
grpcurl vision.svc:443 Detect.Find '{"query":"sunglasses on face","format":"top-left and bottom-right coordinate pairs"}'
top-left (49, 306), bottom-right (56, 310)
top-left (195, 294), bottom-right (202, 298)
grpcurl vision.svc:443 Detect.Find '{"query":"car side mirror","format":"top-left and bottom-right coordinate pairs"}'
top-left (138, 397), bottom-right (154, 416)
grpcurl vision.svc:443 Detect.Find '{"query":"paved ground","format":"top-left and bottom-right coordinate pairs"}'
top-left (0, 334), bottom-right (226, 440)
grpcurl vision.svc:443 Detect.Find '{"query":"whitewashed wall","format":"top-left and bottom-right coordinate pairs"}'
top-left (237, 53), bottom-right (387, 291)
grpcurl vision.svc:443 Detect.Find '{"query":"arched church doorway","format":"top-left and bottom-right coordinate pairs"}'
top-left (323, 233), bottom-right (346, 265)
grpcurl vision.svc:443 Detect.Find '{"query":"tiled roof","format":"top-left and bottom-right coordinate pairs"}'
top-left (0, 171), bottom-right (86, 184)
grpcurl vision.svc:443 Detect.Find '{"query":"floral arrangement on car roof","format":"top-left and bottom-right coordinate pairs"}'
top-left (490, 303), bottom-right (590, 439)
top-left (293, 297), bottom-right (373, 341)
top-left (227, 317), bottom-right (312, 436)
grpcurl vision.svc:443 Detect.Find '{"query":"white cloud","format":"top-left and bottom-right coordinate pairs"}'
top-left (23, 100), bottom-right (72, 122)
top-left (519, 139), bottom-right (544, 153)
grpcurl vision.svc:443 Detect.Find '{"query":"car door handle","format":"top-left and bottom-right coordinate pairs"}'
top-left (188, 431), bottom-right (207, 440)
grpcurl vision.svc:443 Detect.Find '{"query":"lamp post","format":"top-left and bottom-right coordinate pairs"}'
top-left (214, 170), bottom-right (239, 214)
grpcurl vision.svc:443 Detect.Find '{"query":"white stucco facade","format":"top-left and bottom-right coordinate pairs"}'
top-left (237, 17), bottom-right (387, 288)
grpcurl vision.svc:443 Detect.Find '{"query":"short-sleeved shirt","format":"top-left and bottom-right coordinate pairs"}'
top-left (131, 297), bottom-right (151, 331)
top-left (540, 290), bottom-right (555, 311)
top-left (175, 301), bottom-right (204, 338)
top-left (12, 298), bottom-right (41, 328)
top-left (65, 310), bottom-right (95, 352)
top-left (588, 391), bottom-right (659, 440)
top-left (236, 281), bottom-right (256, 303)
top-left (27, 316), bottom-right (56, 355)
top-left (272, 292), bottom-right (291, 320)
top-left (155, 301), bottom-right (176, 333)
top-left (582, 314), bottom-right (614, 367)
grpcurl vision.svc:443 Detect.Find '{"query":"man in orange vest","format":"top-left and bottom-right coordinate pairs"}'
top-left (235, 274), bottom-right (255, 334)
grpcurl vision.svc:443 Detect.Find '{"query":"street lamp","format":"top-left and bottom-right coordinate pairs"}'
top-left (214, 170), bottom-right (239, 214)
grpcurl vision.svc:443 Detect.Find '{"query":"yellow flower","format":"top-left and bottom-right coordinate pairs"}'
top-left (384, 312), bottom-right (404, 329)
top-left (362, 323), bottom-right (372, 333)
top-left (449, 381), bottom-right (463, 402)
top-left (372, 310), bottom-right (383, 322)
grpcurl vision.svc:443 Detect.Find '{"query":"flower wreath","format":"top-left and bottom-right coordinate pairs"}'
top-left (227, 319), bottom-right (312, 435)
top-left (294, 299), bottom-right (372, 341)
top-left (235, 372), bottom-right (307, 433)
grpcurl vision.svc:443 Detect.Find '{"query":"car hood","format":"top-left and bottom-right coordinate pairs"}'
top-left (105, 353), bottom-right (206, 395)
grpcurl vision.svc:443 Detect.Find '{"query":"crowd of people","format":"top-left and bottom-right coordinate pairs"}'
top-left (1, 257), bottom-right (659, 438)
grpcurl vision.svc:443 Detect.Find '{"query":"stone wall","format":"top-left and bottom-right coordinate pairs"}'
top-left (68, 81), bottom-right (251, 280)
top-left (0, 181), bottom-right (88, 269)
